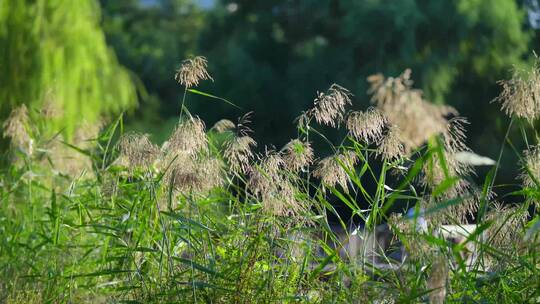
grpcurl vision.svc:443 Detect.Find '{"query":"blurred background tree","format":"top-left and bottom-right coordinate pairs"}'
top-left (0, 0), bottom-right (137, 139)
top-left (197, 0), bottom-right (531, 148)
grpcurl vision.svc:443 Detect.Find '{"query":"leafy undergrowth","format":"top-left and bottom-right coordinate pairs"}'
top-left (1, 59), bottom-right (540, 303)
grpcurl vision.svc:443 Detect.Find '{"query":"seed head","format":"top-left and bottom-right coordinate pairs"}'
top-left (281, 139), bottom-right (314, 172)
top-left (520, 146), bottom-right (540, 208)
top-left (309, 84), bottom-right (352, 128)
top-left (40, 91), bottom-right (63, 118)
top-left (485, 202), bottom-right (528, 255)
top-left (313, 151), bottom-right (358, 192)
top-left (164, 153), bottom-right (223, 195)
top-left (224, 135), bottom-right (257, 174)
top-left (166, 117), bottom-right (208, 155)
top-left (248, 151), bottom-right (308, 218)
top-left (175, 56), bottom-right (213, 88)
top-left (495, 61), bottom-right (540, 121)
top-left (3, 105), bottom-right (33, 155)
top-left (443, 117), bottom-right (469, 153)
top-left (421, 150), bottom-right (472, 189)
top-left (211, 119), bottom-right (236, 133)
top-left (521, 145), bottom-right (540, 191)
top-left (376, 125), bottom-right (404, 161)
top-left (117, 133), bottom-right (159, 169)
top-left (248, 151), bottom-right (284, 196)
top-left (368, 70), bottom-right (456, 153)
top-left (261, 179), bottom-right (307, 218)
top-left (346, 108), bottom-right (387, 143)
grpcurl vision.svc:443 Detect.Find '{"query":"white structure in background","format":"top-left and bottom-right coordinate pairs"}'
top-left (527, 0), bottom-right (540, 29)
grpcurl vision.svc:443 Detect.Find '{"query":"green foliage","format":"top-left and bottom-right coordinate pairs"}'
top-left (0, 0), bottom-right (137, 139)
top-left (2, 62), bottom-right (540, 303)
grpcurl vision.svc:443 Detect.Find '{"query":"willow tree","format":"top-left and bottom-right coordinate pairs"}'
top-left (0, 0), bottom-right (136, 139)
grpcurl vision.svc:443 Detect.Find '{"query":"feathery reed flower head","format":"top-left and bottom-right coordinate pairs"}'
top-left (164, 153), bottom-right (223, 195)
top-left (248, 151), bottom-right (308, 218)
top-left (117, 133), bottom-right (159, 169)
top-left (422, 150), bottom-right (473, 189)
top-left (376, 125), bottom-right (404, 161)
top-left (261, 179), bottom-right (307, 218)
top-left (368, 70), bottom-right (456, 153)
top-left (346, 107), bottom-right (387, 143)
top-left (520, 145), bottom-right (540, 191)
top-left (3, 104), bottom-right (33, 155)
top-left (309, 84), bottom-right (352, 128)
top-left (495, 61), bottom-right (540, 121)
top-left (211, 119), bottom-right (236, 133)
top-left (43, 121), bottom-right (101, 177)
top-left (166, 117), bottom-right (208, 155)
top-left (485, 202), bottom-right (528, 253)
top-left (313, 151), bottom-right (358, 192)
top-left (224, 135), bottom-right (257, 174)
top-left (443, 117), bottom-right (470, 153)
top-left (248, 150), bottom-right (284, 196)
top-left (175, 56), bottom-right (213, 88)
top-left (281, 139), bottom-right (314, 172)
top-left (519, 145), bottom-right (540, 208)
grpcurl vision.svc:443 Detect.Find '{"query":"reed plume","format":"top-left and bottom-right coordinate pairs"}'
top-left (249, 151), bottom-right (307, 218)
top-left (281, 139), bottom-right (314, 172)
top-left (211, 119), bottom-right (236, 133)
top-left (163, 153), bottom-right (223, 195)
top-left (175, 56), bottom-right (213, 88)
top-left (346, 107), bottom-right (387, 143)
top-left (368, 70), bottom-right (456, 153)
top-left (165, 116), bottom-right (208, 155)
top-left (117, 133), bottom-right (159, 169)
top-left (376, 125), bottom-right (405, 161)
top-left (313, 151), bottom-right (358, 192)
top-left (521, 145), bottom-right (540, 203)
top-left (485, 202), bottom-right (528, 252)
top-left (495, 61), bottom-right (540, 122)
top-left (3, 104), bottom-right (33, 155)
top-left (224, 135), bottom-right (257, 174)
top-left (308, 84), bottom-right (352, 128)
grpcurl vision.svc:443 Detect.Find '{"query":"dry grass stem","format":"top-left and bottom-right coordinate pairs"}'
top-left (427, 254), bottom-right (448, 304)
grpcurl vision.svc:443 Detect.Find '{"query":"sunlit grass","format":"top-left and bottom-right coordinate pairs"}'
top-left (1, 62), bottom-right (540, 303)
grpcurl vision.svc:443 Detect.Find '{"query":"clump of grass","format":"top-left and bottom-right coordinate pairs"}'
top-left (1, 57), bottom-right (540, 303)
